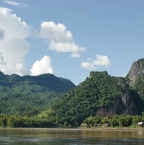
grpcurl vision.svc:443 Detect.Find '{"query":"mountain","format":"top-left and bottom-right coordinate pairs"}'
top-left (0, 72), bottom-right (75, 116)
top-left (1, 58), bottom-right (144, 127)
top-left (126, 58), bottom-right (144, 87)
top-left (126, 58), bottom-right (144, 112)
top-left (51, 59), bottom-right (144, 127)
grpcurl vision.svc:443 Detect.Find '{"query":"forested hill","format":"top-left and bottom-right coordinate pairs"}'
top-left (51, 59), bottom-right (144, 127)
top-left (1, 59), bottom-right (144, 128)
top-left (0, 72), bottom-right (75, 115)
top-left (0, 72), bottom-right (75, 93)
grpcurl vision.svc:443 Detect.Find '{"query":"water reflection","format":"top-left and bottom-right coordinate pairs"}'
top-left (0, 128), bottom-right (144, 145)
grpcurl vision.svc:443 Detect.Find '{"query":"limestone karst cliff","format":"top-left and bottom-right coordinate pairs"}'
top-left (52, 63), bottom-right (144, 126)
top-left (127, 58), bottom-right (144, 87)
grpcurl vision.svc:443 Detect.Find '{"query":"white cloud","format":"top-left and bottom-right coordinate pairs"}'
top-left (3, 0), bottom-right (27, 8)
top-left (31, 55), bottom-right (53, 76)
top-left (38, 21), bottom-right (86, 57)
top-left (81, 54), bottom-right (110, 70)
top-left (0, 7), bottom-right (12, 14)
top-left (0, 52), bottom-right (6, 65)
top-left (0, 29), bottom-right (5, 40)
top-left (0, 7), bottom-right (55, 77)
top-left (49, 41), bottom-right (85, 58)
top-left (40, 21), bottom-right (73, 43)
top-left (0, 7), bottom-right (31, 75)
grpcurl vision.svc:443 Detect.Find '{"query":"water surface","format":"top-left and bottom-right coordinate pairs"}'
top-left (0, 128), bottom-right (144, 145)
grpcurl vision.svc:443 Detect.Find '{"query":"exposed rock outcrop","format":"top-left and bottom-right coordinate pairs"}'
top-left (50, 58), bottom-right (144, 127)
top-left (127, 59), bottom-right (144, 86)
top-left (96, 86), bottom-right (139, 117)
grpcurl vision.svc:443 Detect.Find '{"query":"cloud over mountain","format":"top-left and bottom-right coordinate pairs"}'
top-left (0, 7), bottom-right (55, 76)
top-left (81, 54), bottom-right (110, 70)
top-left (31, 55), bottom-right (53, 76)
top-left (0, 7), bottom-right (111, 81)
top-left (38, 21), bottom-right (86, 57)
top-left (0, 7), bottom-right (30, 75)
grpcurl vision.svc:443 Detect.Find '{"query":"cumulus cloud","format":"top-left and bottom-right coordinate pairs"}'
top-left (49, 41), bottom-right (85, 57)
top-left (3, 0), bottom-right (27, 8)
top-left (38, 21), bottom-right (86, 57)
top-left (30, 55), bottom-right (53, 76)
top-left (81, 54), bottom-right (110, 70)
top-left (0, 7), bottom-right (31, 75)
top-left (0, 29), bottom-right (5, 40)
top-left (0, 52), bottom-right (6, 65)
top-left (0, 7), bottom-right (12, 14)
top-left (40, 21), bottom-right (73, 42)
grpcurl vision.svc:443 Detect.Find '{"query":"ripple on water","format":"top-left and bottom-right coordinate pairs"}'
top-left (0, 136), bottom-right (144, 145)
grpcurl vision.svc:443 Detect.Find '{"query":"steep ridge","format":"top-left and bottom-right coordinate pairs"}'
top-left (126, 58), bottom-right (144, 112)
top-left (127, 58), bottom-right (144, 87)
top-left (51, 59), bottom-right (144, 126)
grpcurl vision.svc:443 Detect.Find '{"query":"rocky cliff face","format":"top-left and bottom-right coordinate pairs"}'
top-left (96, 87), bottom-right (139, 117)
top-left (127, 59), bottom-right (144, 86)
top-left (96, 59), bottom-right (144, 117)
top-left (51, 59), bottom-right (144, 126)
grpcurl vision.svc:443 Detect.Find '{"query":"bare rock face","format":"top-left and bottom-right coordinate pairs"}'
top-left (127, 59), bottom-right (144, 86)
top-left (96, 86), bottom-right (139, 117)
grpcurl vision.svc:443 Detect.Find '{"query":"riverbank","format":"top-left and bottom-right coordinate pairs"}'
top-left (0, 127), bottom-right (143, 131)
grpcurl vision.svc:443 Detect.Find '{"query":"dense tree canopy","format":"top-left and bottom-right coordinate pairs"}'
top-left (0, 72), bottom-right (75, 116)
top-left (51, 71), bottom-right (137, 127)
top-left (1, 58), bottom-right (144, 128)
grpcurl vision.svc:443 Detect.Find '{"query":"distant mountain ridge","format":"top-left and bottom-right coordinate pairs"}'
top-left (0, 72), bottom-right (75, 115)
top-left (0, 72), bottom-right (75, 93)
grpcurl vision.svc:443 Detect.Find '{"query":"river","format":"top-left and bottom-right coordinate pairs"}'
top-left (0, 128), bottom-right (144, 145)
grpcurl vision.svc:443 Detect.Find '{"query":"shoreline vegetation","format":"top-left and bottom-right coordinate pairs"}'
top-left (0, 127), bottom-right (143, 131)
top-left (0, 114), bottom-right (144, 129)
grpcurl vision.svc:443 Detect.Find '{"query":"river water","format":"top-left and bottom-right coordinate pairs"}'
top-left (0, 128), bottom-right (144, 145)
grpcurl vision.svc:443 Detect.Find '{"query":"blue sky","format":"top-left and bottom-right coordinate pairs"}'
top-left (0, 0), bottom-right (144, 85)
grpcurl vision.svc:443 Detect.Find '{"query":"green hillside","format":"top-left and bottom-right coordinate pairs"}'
top-left (1, 58), bottom-right (144, 128)
top-left (0, 72), bottom-right (75, 116)
top-left (50, 70), bottom-right (143, 127)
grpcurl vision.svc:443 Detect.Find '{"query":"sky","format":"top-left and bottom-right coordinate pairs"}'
top-left (0, 0), bottom-right (144, 85)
